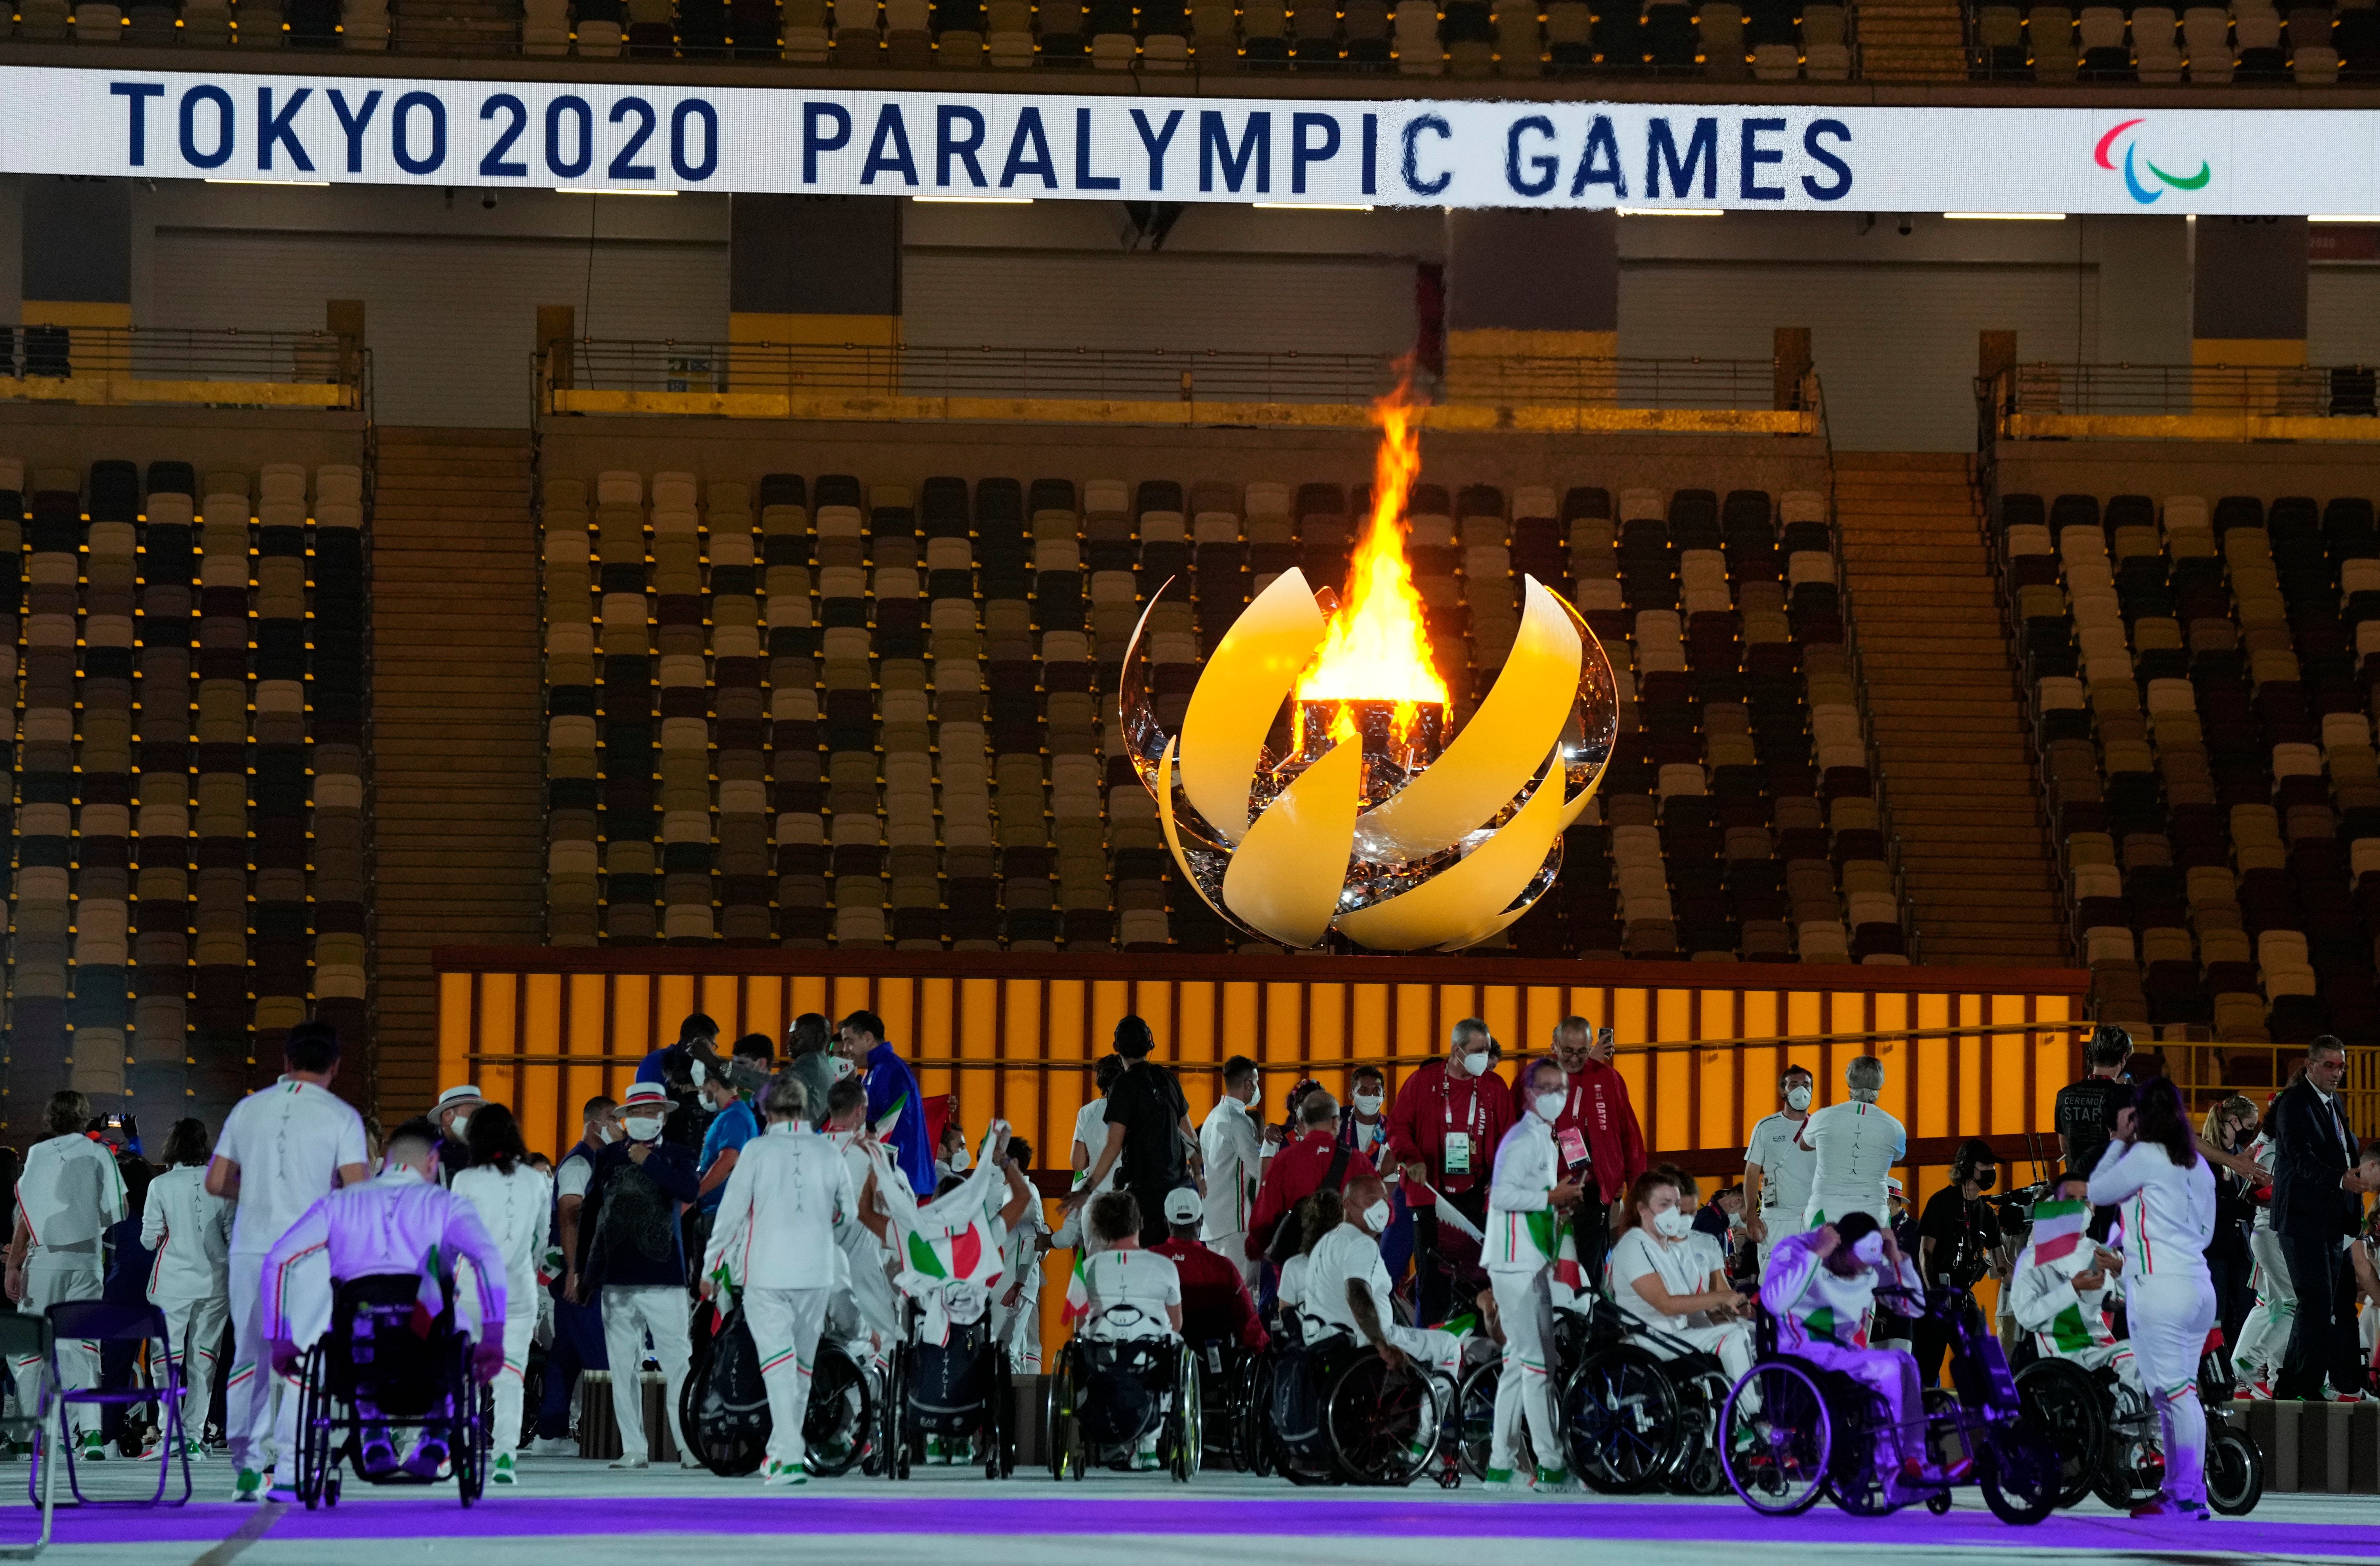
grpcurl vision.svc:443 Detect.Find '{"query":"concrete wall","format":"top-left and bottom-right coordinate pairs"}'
top-left (1995, 438), bottom-right (2380, 503)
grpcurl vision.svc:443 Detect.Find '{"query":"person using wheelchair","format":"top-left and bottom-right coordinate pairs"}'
top-left (697, 1070), bottom-right (857, 1487)
top-left (263, 1119), bottom-right (506, 1482)
top-left (1305, 1174), bottom-right (1466, 1393)
top-left (1067, 1189), bottom-right (1184, 1471)
top-left (2008, 1169), bottom-right (2137, 1396)
top-left (1760, 1211), bottom-right (1953, 1496)
top-left (1607, 1169), bottom-right (1757, 1384)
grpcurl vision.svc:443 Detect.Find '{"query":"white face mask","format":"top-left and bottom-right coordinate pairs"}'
top-left (690, 1060), bottom-right (708, 1089)
top-left (1851, 1231), bottom-right (1887, 1267)
top-left (1532, 1091), bottom-right (1566, 1124)
top-left (1786, 1085), bottom-right (1812, 1112)
top-left (623, 1115), bottom-right (663, 1143)
top-left (830, 1056), bottom-right (856, 1082)
top-left (1353, 1091), bottom-right (1384, 1116)
top-left (1363, 1200), bottom-right (1392, 1234)
top-left (947, 1147), bottom-right (970, 1173)
top-left (1652, 1207), bottom-right (1695, 1240)
top-left (1459, 1051), bottom-right (1491, 1079)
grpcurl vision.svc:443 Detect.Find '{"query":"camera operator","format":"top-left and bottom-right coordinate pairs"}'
top-left (1913, 1139), bottom-right (2007, 1388)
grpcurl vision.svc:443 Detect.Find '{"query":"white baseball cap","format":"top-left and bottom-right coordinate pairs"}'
top-left (1163, 1187), bottom-right (1203, 1226)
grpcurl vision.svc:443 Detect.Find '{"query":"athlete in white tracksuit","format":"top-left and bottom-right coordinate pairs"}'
top-left (2230, 1133), bottom-right (2292, 1393)
top-left (1799, 1064), bottom-right (1907, 1232)
top-left (1198, 1067), bottom-right (1268, 1292)
top-left (453, 1139), bottom-right (553, 1483)
top-left (1761, 1222), bottom-right (1930, 1490)
top-left (8, 1103), bottom-right (128, 1450)
top-left (2087, 1124), bottom-right (2218, 1517)
top-left (1485, 1077), bottom-right (1577, 1486)
top-left (210, 1062), bottom-right (370, 1496)
top-left (143, 1145), bottom-right (233, 1458)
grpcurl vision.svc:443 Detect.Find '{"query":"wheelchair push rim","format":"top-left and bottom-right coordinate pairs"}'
top-left (1169, 1341), bottom-right (1201, 1484)
top-left (1719, 1360), bottom-right (1832, 1517)
top-left (1326, 1352), bottom-right (1443, 1487)
top-left (1564, 1346), bottom-right (1679, 1495)
top-left (2010, 1357), bottom-right (2104, 1511)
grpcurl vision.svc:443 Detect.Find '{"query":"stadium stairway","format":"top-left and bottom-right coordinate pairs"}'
top-left (1837, 452), bottom-right (2071, 967)
top-left (369, 428), bottom-right (548, 1110)
top-left (1852, 0), bottom-right (1971, 78)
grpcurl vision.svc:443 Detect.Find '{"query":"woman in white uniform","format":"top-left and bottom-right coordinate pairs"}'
top-left (7, 1090), bottom-right (127, 1461)
top-left (1797, 1056), bottom-right (1907, 1231)
top-left (451, 1104), bottom-right (552, 1487)
top-left (144, 1118), bottom-right (233, 1461)
top-left (2230, 1128), bottom-right (2291, 1397)
top-left (2086, 1077), bottom-right (2218, 1520)
top-left (1604, 1170), bottom-right (1755, 1382)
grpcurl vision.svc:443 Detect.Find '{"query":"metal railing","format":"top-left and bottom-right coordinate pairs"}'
top-left (543, 340), bottom-right (1795, 415)
top-left (1988, 361), bottom-right (2380, 431)
top-left (0, 326), bottom-right (369, 411)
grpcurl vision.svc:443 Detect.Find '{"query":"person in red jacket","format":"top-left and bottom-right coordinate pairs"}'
top-left (1247, 1091), bottom-right (1376, 1261)
top-left (1152, 1188), bottom-right (1269, 1352)
top-left (1535, 1016), bottom-right (1647, 1292)
top-left (1387, 1018), bottom-right (1516, 1326)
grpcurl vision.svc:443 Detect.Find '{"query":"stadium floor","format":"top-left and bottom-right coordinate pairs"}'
top-left (17, 1458), bottom-right (2380, 1565)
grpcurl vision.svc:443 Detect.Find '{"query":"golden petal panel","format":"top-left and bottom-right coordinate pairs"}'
top-left (1221, 737), bottom-right (1362, 949)
top-left (1177, 568), bottom-right (1324, 844)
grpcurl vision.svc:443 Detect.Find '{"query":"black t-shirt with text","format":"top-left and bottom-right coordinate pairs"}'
top-left (1106, 1059), bottom-right (1190, 1193)
top-left (2055, 1075), bottom-right (2125, 1176)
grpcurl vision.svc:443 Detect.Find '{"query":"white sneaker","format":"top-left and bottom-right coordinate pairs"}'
top-left (492, 1453), bottom-right (519, 1486)
top-left (761, 1460), bottom-right (808, 1487)
top-left (528, 1435), bottom-right (579, 1457)
top-left (608, 1455), bottom-right (650, 1470)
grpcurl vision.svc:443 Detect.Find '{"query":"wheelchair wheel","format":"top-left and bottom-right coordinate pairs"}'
top-left (1168, 1342), bottom-right (1201, 1484)
top-left (454, 1340), bottom-right (489, 1508)
top-left (2207, 1426), bottom-right (2262, 1516)
top-left (1979, 1429), bottom-right (2061, 1526)
top-left (1453, 1359), bottom-right (1514, 1481)
top-left (2012, 1358), bottom-right (2103, 1510)
top-left (2090, 1423), bottom-right (2161, 1512)
top-left (987, 1353), bottom-right (1014, 1480)
top-left (1666, 1364), bottom-right (1731, 1497)
top-left (679, 1336), bottom-right (766, 1479)
top-left (805, 1346), bottom-right (874, 1479)
top-left (879, 1342), bottom-right (911, 1482)
top-left (1564, 1345), bottom-right (1677, 1494)
top-left (294, 1346), bottom-right (332, 1511)
top-left (1324, 1353), bottom-right (1441, 1487)
top-left (1234, 1353), bottom-right (1272, 1476)
top-left (1045, 1347), bottom-right (1080, 1482)
top-left (1718, 1360), bottom-right (1831, 1517)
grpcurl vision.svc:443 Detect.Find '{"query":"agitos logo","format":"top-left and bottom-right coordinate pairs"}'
top-left (2096, 118), bottom-right (2210, 204)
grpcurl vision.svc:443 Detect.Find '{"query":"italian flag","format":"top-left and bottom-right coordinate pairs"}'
top-left (873, 1088), bottom-right (909, 1138)
top-left (1550, 1219), bottom-right (1582, 1293)
top-left (2047, 1301), bottom-right (2102, 1354)
top-left (2029, 1198), bottom-right (2089, 1268)
top-left (1062, 1249), bottom-right (1091, 1324)
top-left (906, 1221), bottom-right (992, 1284)
top-left (409, 1244), bottom-right (445, 1338)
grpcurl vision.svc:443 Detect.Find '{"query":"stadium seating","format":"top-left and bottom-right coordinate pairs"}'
top-left (1994, 487), bottom-right (2380, 1054)
top-left (9, 0), bottom-right (1868, 76)
top-left (0, 456), bottom-right (364, 1132)
top-left (540, 470), bottom-right (1910, 962)
top-left (1971, 0), bottom-right (2347, 81)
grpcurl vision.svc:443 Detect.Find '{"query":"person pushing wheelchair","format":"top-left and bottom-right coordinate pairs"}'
top-left (1760, 1210), bottom-right (1967, 1497)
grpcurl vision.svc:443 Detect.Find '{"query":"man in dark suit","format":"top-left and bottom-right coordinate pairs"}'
top-left (2268, 1036), bottom-right (2377, 1400)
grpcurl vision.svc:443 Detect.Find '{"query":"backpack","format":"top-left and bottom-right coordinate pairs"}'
top-left (908, 1319), bottom-right (992, 1434)
top-left (1264, 1142), bottom-right (1353, 1268)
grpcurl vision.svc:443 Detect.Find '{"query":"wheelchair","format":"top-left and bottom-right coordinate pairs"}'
top-left (1261, 1320), bottom-right (1455, 1488)
top-left (289, 1274), bottom-right (491, 1511)
top-left (1188, 1337), bottom-right (1269, 1473)
top-left (679, 1305), bottom-right (874, 1479)
top-left (878, 1297), bottom-right (1012, 1480)
top-left (1046, 1305), bottom-right (1198, 1482)
top-left (1718, 1284), bottom-right (2062, 1525)
top-left (2013, 1346), bottom-right (2263, 1516)
top-left (1457, 1293), bottom-right (1731, 1496)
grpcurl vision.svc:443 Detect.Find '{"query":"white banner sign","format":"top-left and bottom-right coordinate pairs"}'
top-left (0, 66), bottom-right (2373, 213)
